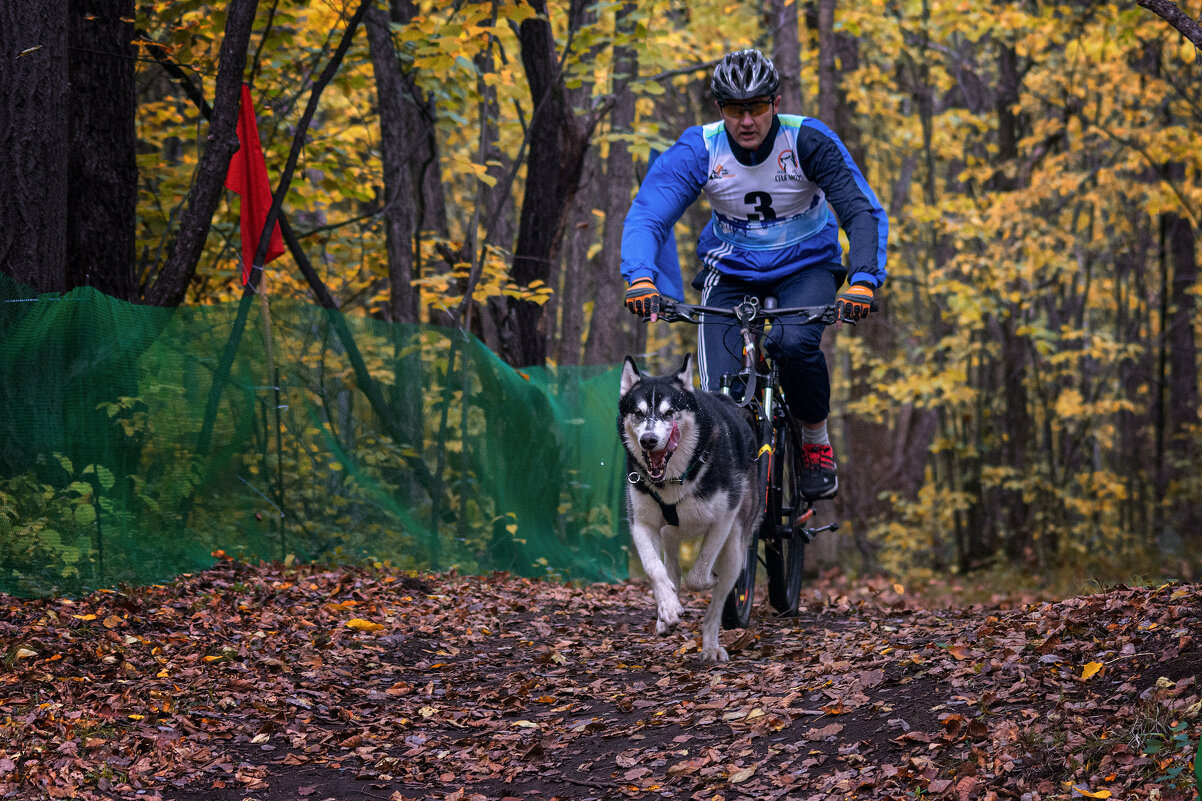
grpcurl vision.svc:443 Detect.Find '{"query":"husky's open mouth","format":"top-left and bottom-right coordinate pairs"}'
top-left (643, 423), bottom-right (681, 484)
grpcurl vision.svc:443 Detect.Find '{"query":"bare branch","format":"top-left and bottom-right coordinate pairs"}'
top-left (637, 58), bottom-right (720, 85)
top-left (1137, 0), bottom-right (1202, 50)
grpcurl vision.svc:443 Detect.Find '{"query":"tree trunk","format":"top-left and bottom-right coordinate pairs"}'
top-left (364, 4), bottom-right (426, 512)
top-left (557, 150), bottom-right (598, 365)
top-left (992, 42), bottom-right (1020, 189)
top-left (813, 0), bottom-right (883, 569)
top-left (391, 0), bottom-right (458, 331)
top-left (0, 0), bottom-right (69, 292)
top-left (998, 313), bottom-right (1033, 558)
top-left (65, 1), bottom-right (137, 299)
top-left (389, 0), bottom-right (448, 241)
top-left (1165, 206), bottom-right (1199, 539)
top-left (504, 0), bottom-right (591, 367)
top-left (815, 0), bottom-right (837, 126)
top-left (365, 5), bottom-right (419, 324)
top-left (1166, 212), bottom-right (1198, 438)
top-left (552, 0), bottom-right (600, 365)
top-left (770, 0), bottom-right (802, 115)
top-left (992, 38), bottom-right (1031, 560)
top-left (815, 0), bottom-right (863, 161)
top-left (470, 2), bottom-right (513, 351)
top-left (584, 1), bottom-right (637, 366)
top-left (143, 0), bottom-right (260, 307)
top-left (411, 89), bottom-right (449, 240)
top-left (1129, 220), bottom-right (1155, 541)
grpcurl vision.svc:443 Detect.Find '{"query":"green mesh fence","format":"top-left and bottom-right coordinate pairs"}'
top-left (0, 273), bottom-right (629, 597)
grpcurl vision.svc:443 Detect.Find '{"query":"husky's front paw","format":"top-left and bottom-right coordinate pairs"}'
top-left (698, 644), bottom-right (729, 663)
top-left (683, 566), bottom-right (716, 592)
top-left (655, 594), bottom-right (683, 635)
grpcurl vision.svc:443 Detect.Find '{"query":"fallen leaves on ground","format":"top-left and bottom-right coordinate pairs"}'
top-left (0, 562), bottom-right (1199, 800)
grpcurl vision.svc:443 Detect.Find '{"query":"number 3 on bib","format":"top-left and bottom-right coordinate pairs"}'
top-left (744, 191), bottom-right (777, 221)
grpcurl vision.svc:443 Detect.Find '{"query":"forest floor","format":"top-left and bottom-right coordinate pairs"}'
top-left (1, 558), bottom-right (1200, 801)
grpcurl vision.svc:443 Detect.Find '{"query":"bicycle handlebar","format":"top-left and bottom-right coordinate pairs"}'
top-left (653, 297), bottom-right (861, 409)
top-left (657, 297), bottom-right (850, 327)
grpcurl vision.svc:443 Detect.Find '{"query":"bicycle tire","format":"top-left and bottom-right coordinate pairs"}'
top-left (721, 530), bottom-right (758, 630)
top-left (721, 423), bottom-right (772, 630)
top-left (765, 418), bottom-right (806, 615)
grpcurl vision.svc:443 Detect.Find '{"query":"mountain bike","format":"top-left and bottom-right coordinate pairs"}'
top-left (658, 295), bottom-right (855, 629)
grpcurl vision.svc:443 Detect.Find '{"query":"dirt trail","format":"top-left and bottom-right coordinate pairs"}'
top-left (1, 562), bottom-right (1199, 800)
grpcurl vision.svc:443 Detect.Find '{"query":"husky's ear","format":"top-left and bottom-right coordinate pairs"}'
top-left (620, 356), bottom-right (641, 396)
top-left (675, 354), bottom-right (694, 389)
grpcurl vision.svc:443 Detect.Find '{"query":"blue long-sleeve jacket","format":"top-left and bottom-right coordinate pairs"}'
top-left (621, 114), bottom-right (888, 299)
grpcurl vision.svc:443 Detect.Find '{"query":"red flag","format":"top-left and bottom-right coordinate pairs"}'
top-left (224, 84), bottom-right (284, 285)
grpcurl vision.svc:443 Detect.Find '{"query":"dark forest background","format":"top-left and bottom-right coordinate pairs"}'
top-left (3, 0), bottom-right (1201, 586)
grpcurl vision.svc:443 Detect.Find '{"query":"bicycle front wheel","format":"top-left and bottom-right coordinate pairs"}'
top-left (765, 419), bottom-right (807, 615)
top-left (721, 530), bottom-right (758, 630)
top-left (722, 422), bottom-right (772, 630)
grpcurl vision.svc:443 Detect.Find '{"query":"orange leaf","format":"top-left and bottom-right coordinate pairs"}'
top-left (346, 618), bottom-right (386, 633)
top-left (1081, 661), bottom-right (1103, 681)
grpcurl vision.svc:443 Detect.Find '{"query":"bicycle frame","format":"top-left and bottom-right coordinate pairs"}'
top-left (659, 292), bottom-right (838, 467)
top-left (664, 295), bottom-right (834, 410)
top-left (710, 298), bottom-right (791, 527)
top-left (657, 295), bottom-right (842, 624)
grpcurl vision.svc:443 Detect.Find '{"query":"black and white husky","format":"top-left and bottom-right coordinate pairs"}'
top-left (618, 354), bottom-right (763, 662)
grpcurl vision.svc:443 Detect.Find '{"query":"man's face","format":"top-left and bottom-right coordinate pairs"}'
top-left (719, 96), bottom-right (778, 150)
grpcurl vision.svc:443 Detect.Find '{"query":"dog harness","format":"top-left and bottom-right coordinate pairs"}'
top-left (627, 450), bottom-right (707, 527)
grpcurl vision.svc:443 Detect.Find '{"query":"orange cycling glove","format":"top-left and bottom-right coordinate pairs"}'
top-left (624, 279), bottom-right (661, 318)
top-left (835, 282), bottom-right (875, 322)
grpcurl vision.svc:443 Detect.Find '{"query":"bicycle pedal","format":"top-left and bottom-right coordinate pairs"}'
top-left (801, 522), bottom-right (838, 539)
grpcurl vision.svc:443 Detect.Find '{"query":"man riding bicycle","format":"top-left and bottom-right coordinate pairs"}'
top-left (620, 47), bottom-right (889, 500)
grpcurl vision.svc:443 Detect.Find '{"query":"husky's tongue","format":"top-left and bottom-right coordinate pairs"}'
top-left (645, 423), bottom-right (681, 482)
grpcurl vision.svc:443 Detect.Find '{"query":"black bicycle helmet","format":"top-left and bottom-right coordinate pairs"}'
top-left (711, 48), bottom-right (780, 103)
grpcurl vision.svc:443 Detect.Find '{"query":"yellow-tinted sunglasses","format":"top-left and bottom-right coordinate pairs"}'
top-left (719, 100), bottom-right (773, 120)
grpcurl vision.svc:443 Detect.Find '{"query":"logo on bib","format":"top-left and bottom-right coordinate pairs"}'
top-left (775, 149), bottom-right (804, 182)
top-left (708, 162), bottom-right (733, 181)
